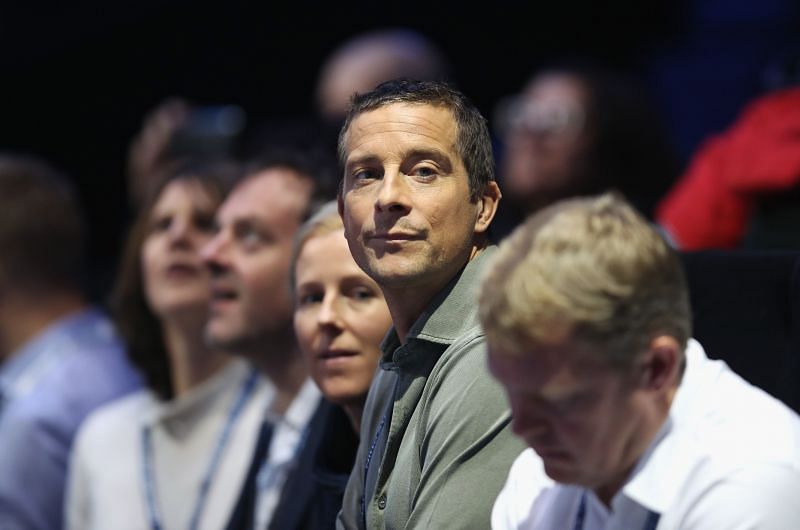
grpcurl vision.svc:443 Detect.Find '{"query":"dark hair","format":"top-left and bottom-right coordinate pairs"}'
top-left (110, 160), bottom-right (237, 399)
top-left (337, 79), bottom-right (495, 199)
top-left (243, 128), bottom-right (340, 223)
top-left (0, 154), bottom-right (85, 293)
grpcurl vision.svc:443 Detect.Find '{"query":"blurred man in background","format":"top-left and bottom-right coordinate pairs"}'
top-left (0, 154), bottom-right (141, 530)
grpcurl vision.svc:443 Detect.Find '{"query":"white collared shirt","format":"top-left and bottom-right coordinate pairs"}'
top-left (254, 378), bottom-right (321, 529)
top-left (492, 340), bottom-right (800, 530)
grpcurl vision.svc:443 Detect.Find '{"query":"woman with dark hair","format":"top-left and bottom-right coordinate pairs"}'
top-left (67, 163), bottom-right (272, 530)
top-left (496, 64), bottom-right (677, 227)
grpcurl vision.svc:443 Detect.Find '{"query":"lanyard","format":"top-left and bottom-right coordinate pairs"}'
top-left (141, 369), bottom-right (260, 530)
top-left (573, 491), bottom-right (661, 530)
top-left (573, 493), bottom-right (587, 530)
top-left (360, 412), bottom-right (387, 527)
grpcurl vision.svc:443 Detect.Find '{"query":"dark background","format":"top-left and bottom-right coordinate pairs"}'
top-left (1, 0), bottom-right (799, 295)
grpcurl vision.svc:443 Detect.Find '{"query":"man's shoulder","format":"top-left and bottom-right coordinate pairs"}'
top-left (662, 459), bottom-right (800, 528)
top-left (677, 340), bottom-right (800, 466)
top-left (427, 330), bottom-right (494, 400)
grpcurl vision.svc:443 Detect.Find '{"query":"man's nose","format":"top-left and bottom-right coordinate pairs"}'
top-left (200, 232), bottom-right (229, 271)
top-left (375, 170), bottom-right (412, 213)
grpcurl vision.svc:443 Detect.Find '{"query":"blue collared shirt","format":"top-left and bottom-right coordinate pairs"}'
top-left (0, 308), bottom-right (142, 530)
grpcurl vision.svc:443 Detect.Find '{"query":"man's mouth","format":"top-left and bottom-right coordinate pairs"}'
top-left (210, 286), bottom-right (237, 304)
top-left (369, 231), bottom-right (421, 243)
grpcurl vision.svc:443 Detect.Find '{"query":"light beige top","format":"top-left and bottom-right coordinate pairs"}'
top-left (66, 360), bottom-right (273, 530)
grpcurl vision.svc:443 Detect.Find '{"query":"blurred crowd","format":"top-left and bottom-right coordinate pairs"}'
top-left (2, 27), bottom-right (800, 530)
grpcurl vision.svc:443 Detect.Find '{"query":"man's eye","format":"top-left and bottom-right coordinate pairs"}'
top-left (412, 166), bottom-right (437, 179)
top-left (234, 226), bottom-right (265, 247)
top-left (554, 394), bottom-right (588, 413)
top-left (353, 168), bottom-right (379, 181)
top-left (242, 231), bottom-right (262, 245)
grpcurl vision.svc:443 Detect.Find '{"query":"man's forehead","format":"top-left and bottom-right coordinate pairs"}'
top-left (218, 168), bottom-right (312, 221)
top-left (345, 103), bottom-right (457, 153)
top-left (490, 338), bottom-right (613, 380)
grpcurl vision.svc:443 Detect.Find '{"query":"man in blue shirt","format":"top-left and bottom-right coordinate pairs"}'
top-left (0, 155), bottom-right (141, 530)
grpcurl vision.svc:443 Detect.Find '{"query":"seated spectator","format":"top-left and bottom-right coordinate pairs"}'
top-left (480, 193), bottom-right (800, 529)
top-left (205, 149), bottom-right (337, 530)
top-left (0, 154), bottom-right (142, 530)
top-left (312, 28), bottom-right (452, 156)
top-left (495, 64), bottom-right (676, 234)
top-left (265, 201), bottom-right (392, 529)
top-left (315, 28), bottom-right (450, 125)
top-left (67, 163), bottom-right (272, 530)
top-left (336, 79), bottom-right (525, 530)
top-left (657, 86), bottom-right (800, 249)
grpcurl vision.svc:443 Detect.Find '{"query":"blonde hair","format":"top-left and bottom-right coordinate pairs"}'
top-left (289, 200), bottom-right (343, 301)
top-left (479, 192), bottom-right (690, 368)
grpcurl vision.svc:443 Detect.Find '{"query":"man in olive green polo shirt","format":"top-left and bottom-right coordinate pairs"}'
top-left (336, 79), bottom-right (525, 529)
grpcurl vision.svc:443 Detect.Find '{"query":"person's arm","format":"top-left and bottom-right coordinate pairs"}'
top-left (404, 337), bottom-right (526, 529)
top-left (0, 411), bottom-right (69, 530)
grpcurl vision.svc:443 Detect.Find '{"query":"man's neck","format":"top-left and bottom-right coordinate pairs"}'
top-left (382, 291), bottom-right (435, 345)
top-left (0, 290), bottom-right (86, 361)
top-left (248, 333), bottom-right (308, 416)
top-left (382, 244), bottom-right (485, 344)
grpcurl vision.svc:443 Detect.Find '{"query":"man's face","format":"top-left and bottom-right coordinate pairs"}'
top-left (488, 337), bottom-right (648, 493)
top-left (339, 103), bottom-right (483, 293)
top-left (201, 169), bottom-right (311, 354)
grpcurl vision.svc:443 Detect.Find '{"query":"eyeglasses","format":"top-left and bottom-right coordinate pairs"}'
top-left (494, 95), bottom-right (586, 139)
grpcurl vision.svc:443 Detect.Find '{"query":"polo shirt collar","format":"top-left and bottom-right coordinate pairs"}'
top-left (379, 246), bottom-right (496, 371)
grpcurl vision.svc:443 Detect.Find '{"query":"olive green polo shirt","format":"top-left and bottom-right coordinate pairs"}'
top-left (337, 246), bottom-right (526, 529)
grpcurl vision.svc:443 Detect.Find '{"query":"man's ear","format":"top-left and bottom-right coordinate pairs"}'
top-left (337, 193), bottom-right (345, 219)
top-left (475, 180), bottom-right (502, 235)
top-left (638, 335), bottom-right (682, 392)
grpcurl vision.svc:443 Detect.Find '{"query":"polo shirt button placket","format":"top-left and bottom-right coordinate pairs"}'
top-left (377, 494), bottom-right (387, 510)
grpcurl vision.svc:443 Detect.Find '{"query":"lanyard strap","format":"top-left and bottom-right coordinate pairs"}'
top-left (574, 491), bottom-right (661, 530)
top-left (574, 492), bottom-right (587, 530)
top-left (360, 412), bottom-right (387, 527)
top-left (141, 369), bottom-right (260, 530)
